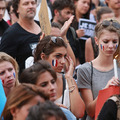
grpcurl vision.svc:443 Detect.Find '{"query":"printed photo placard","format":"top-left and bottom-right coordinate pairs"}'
top-left (78, 18), bottom-right (96, 40)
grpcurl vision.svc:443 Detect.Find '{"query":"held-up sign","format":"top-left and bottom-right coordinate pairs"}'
top-left (95, 86), bottom-right (120, 120)
top-left (39, 0), bottom-right (51, 36)
top-left (78, 18), bottom-right (96, 40)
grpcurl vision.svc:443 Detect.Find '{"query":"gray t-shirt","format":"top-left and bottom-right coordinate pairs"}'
top-left (77, 62), bottom-right (120, 120)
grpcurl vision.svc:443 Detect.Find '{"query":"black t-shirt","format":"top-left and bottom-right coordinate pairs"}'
top-left (71, 17), bottom-right (86, 64)
top-left (66, 27), bottom-right (79, 59)
top-left (0, 19), bottom-right (9, 41)
top-left (0, 22), bottom-right (41, 75)
top-left (97, 99), bottom-right (117, 120)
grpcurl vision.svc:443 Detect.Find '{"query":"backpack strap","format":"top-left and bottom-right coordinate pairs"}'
top-left (62, 74), bottom-right (66, 104)
top-left (69, 27), bottom-right (77, 41)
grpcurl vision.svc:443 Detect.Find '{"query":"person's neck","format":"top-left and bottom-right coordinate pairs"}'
top-left (52, 17), bottom-right (63, 28)
top-left (92, 54), bottom-right (114, 71)
top-left (18, 17), bottom-right (41, 34)
top-left (18, 17), bottom-right (35, 30)
top-left (75, 10), bottom-right (82, 22)
top-left (4, 87), bottom-right (11, 98)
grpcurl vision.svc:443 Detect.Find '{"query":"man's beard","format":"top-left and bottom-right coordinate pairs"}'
top-left (58, 19), bottom-right (65, 26)
top-left (58, 11), bottom-right (67, 26)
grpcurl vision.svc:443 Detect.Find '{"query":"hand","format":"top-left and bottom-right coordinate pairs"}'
top-left (61, 15), bottom-right (74, 38)
top-left (39, 32), bottom-right (45, 41)
top-left (76, 29), bottom-right (84, 38)
top-left (65, 56), bottom-right (74, 77)
top-left (104, 77), bottom-right (120, 89)
top-left (50, 15), bottom-right (74, 39)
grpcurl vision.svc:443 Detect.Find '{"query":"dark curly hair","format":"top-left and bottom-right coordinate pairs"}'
top-left (34, 35), bottom-right (67, 63)
top-left (52, 0), bottom-right (75, 17)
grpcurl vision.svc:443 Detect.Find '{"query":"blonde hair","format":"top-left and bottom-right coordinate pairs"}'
top-left (95, 19), bottom-right (120, 66)
top-left (0, 52), bottom-right (19, 86)
top-left (95, 19), bottom-right (120, 39)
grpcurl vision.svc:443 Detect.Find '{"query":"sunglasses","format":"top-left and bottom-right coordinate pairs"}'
top-left (42, 36), bottom-right (63, 53)
top-left (50, 36), bottom-right (63, 43)
top-left (101, 19), bottom-right (120, 30)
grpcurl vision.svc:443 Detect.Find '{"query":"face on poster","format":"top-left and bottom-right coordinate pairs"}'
top-left (78, 18), bottom-right (96, 40)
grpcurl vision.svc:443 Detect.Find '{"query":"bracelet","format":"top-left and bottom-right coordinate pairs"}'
top-left (69, 85), bottom-right (76, 93)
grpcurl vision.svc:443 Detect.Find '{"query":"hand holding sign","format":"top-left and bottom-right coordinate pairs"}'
top-left (104, 77), bottom-right (120, 89)
top-left (78, 18), bottom-right (96, 40)
top-left (76, 29), bottom-right (84, 38)
top-left (95, 57), bottom-right (120, 120)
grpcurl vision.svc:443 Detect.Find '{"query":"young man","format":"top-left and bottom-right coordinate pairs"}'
top-left (0, 0), bottom-right (9, 41)
top-left (52, 0), bottom-right (80, 65)
top-left (0, 0), bottom-right (41, 75)
top-left (105, 0), bottom-right (120, 21)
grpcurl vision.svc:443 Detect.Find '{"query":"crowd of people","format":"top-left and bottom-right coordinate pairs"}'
top-left (0, 0), bottom-right (120, 120)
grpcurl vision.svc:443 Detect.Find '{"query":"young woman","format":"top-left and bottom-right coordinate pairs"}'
top-left (71, 0), bottom-right (93, 64)
top-left (72, 0), bottom-right (93, 32)
top-left (20, 60), bottom-right (57, 102)
top-left (33, 36), bottom-right (85, 118)
top-left (0, 52), bottom-right (19, 97)
top-left (85, 6), bottom-right (114, 62)
top-left (20, 60), bottom-right (77, 120)
top-left (0, 83), bottom-right (48, 120)
top-left (77, 19), bottom-right (120, 120)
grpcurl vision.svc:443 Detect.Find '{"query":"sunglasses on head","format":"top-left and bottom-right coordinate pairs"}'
top-left (50, 36), bottom-right (63, 43)
top-left (101, 19), bottom-right (120, 29)
top-left (42, 36), bottom-right (63, 53)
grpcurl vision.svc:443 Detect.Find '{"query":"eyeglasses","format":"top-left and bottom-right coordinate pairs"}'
top-left (101, 19), bottom-right (120, 30)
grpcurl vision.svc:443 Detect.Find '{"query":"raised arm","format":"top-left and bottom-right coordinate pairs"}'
top-left (60, 15), bottom-right (76, 66)
top-left (50, 16), bottom-right (76, 66)
top-left (65, 57), bottom-right (85, 118)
